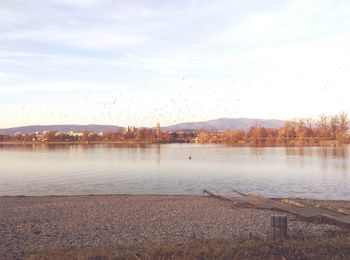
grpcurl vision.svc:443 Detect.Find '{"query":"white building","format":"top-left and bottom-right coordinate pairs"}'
top-left (69, 130), bottom-right (84, 137)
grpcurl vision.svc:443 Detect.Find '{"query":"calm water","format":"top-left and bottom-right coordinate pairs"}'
top-left (0, 144), bottom-right (349, 199)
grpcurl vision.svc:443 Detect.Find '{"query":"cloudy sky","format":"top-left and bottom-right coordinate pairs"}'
top-left (1, 0), bottom-right (350, 128)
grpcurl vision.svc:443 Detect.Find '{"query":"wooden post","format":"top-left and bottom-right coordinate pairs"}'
top-left (271, 214), bottom-right (288, 240)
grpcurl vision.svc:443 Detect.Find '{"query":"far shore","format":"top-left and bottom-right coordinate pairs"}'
top-left (0, 141), bottom-right (157, 145)
top-left (0, 140), bottom-right (348, 147)
top-left (1, 194), bottom-right (349, 259)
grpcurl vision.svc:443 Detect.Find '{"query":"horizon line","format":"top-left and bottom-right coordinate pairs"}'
top-left (1, 116), bottom-right (288, 129)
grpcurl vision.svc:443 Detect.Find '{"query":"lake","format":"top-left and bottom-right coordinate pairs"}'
top-left (0, 144), bottom-right (349, 199)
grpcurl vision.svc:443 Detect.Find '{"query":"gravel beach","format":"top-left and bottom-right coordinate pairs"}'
top-left (0, 195), bottom-right (346, 259)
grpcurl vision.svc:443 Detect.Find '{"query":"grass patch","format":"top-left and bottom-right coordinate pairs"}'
top-left (27, 233), bottom-right (350, 260)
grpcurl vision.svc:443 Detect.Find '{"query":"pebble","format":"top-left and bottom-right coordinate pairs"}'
top-left (0, 195), bottom-right (344, 258)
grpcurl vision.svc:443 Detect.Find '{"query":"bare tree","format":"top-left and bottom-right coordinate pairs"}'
top-left (337, 112), bottom-right (349, 143)
top-left (317, 114), bottom-right (329, 140)
top-left (305, 118), bottom-right (314, 138)
top-left (330, 115), bottom-right (339, 140)
top-left (297, 118), bottom-right (306, 144)
top-left (281, 121), bottom-right (296, 140)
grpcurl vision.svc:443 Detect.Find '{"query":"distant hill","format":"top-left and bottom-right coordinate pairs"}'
top-left (0, 118), bottom-right (286, 135)
top-left (0, 124), bottom-right (123, 135)
top-left (162, 118), bottom-right (285, 132)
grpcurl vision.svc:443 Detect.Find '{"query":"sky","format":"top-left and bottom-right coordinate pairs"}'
top-left (0, 0), bottom-right (350, 128)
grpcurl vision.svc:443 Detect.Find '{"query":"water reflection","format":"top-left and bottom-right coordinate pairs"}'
top-left (284, 146), bottom-right (348, 159)
top-left (0, 144), bottom-right (349, 199)
top-left (283, 146), bottom-right (349, 173)
top-left (156, 144), bottom-right (161, 165)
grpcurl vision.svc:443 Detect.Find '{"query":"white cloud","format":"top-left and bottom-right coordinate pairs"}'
top-left (0, 71), bottom-right (8, 80)
top-left (204, 0), bottom-right (347, 49)
top-left (0, 50), bottom-right (59, 59)
top-left (112, 55), bottom-right (207, 74)
top-left (1, 28), bottom-right (146, 49)
top-left (54, 0), bottom-right (105, 8)
top-left (3, 81), bottom-right (103, 92)
top-left (1, 0), bottom-right (350, 127)
top-left (0, 5), bottom-right (24, 25)
top-left (63, 31), bottom-right (145, 49)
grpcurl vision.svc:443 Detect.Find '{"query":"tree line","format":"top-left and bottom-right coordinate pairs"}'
top-left (220, 112), bottom-right (349, 145)
top-left (0, 112), bottom-right (349, 146)
top-left (0, 127), bottom-right (196, 143)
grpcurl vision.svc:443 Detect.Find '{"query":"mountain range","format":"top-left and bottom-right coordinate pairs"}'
top-left (0, 124), bottom-right (123, 135)
top-left (161, 118), bottom-right (285, 132)
top-left (0, 118), bottom-right (285, 135)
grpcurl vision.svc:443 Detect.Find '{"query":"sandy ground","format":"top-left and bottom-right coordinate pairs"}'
top-left (0, 195), bottom-right (347, 259)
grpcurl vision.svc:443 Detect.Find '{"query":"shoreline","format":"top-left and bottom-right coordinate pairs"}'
top-left (1, 193), bottom-right (350, 203)
top-left (1, 194), bottom-right (349, 258)
top-left (0, 141), bottom-right (157, 145)
top-left (1, 141), bottom-right (349, 147)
